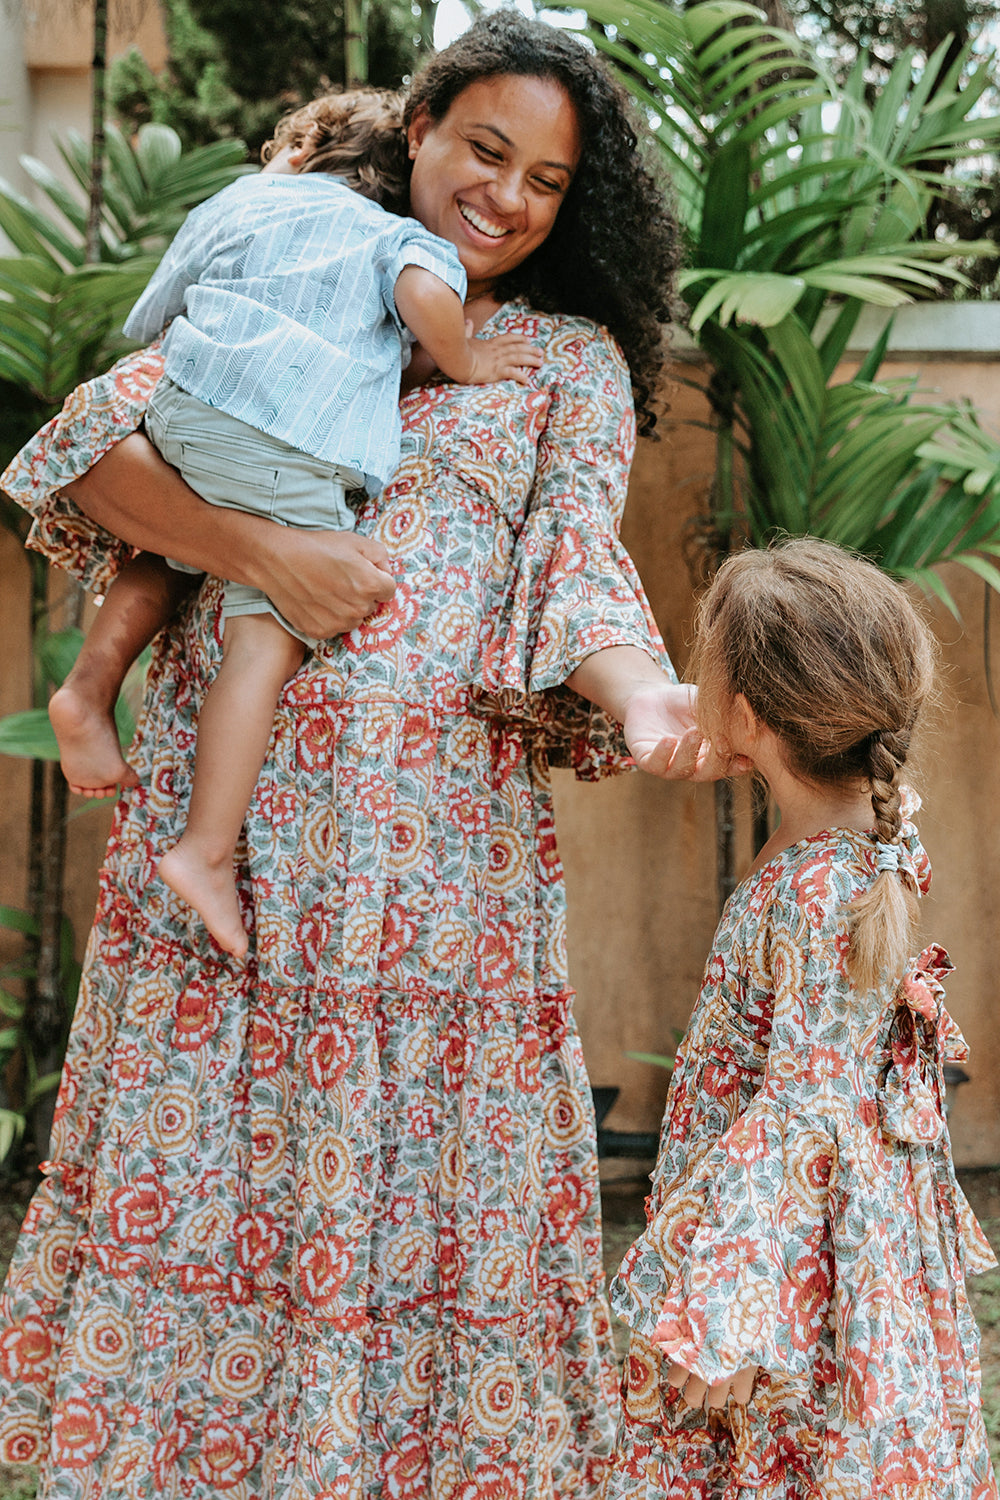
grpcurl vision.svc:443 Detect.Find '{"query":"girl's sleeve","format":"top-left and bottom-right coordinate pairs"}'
top-left (470, 321), bottom-right (675, 780)
top-left (1, 345), bottom-right (164, 593)
top-left (610, 885), bottom-right (974, 1425)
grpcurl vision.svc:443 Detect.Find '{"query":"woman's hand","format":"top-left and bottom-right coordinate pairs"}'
top-left (263, 529), bottom-right (396, 637)
top-left (621, 682), bottom-right (717, 780)
top-left (666, 1362), bottom-right (758, 1410)
top-left (66, 432), bottom-right (397, 638)
top-left (565, 648), bottom-right (750, 782)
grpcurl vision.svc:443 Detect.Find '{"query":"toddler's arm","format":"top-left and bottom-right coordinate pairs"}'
top-left (394, 266), bottom-right (542, 386)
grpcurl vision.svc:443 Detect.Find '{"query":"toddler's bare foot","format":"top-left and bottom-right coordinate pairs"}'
top-left (49, 683), bottom-right (140, 798)
top-left (158, 843), bottom-right (249, 959)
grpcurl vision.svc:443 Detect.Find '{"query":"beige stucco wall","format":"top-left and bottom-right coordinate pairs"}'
top-left (0, 0), bottom-right (167, 211)
top-left (559, 339), bottom-right (1000, 1168)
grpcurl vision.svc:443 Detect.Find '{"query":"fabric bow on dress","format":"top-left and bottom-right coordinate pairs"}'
top-left (877, 944), bottom-right (965, 1146)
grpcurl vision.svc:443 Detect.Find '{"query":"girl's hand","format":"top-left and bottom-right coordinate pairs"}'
top-left (666, 1361), bottom-right (758, 1410)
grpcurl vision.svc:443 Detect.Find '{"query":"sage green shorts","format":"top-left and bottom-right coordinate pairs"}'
top-left (146, 377), bottom-right (365, 647)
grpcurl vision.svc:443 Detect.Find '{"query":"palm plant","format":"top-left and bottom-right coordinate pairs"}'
top-left (557, 0), bottom-right (1000, 587)
top-left (0, 122), bottom-right (248, 1164)
top-left (0, 121), bottom-right (249, 408)
top-left (550, 0), bottom-right (1000, 899)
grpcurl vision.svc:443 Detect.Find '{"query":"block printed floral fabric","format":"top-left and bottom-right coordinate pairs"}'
top-left (605, 817), bottom-right (999, 1500)
top-left (0, 303), bottom-right (670, 1497)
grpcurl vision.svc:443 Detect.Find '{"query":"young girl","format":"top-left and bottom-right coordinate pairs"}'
top-left (605, 539), bottom-right (998, 1499)
top-left (32, 89), bottom-right (539, 959)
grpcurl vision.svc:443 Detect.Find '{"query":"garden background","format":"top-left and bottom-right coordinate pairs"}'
top-left (2, 0), bottom-right (1000, 1487)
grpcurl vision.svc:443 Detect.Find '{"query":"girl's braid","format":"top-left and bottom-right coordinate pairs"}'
top-left (868, 730), bottom-right (907, 844)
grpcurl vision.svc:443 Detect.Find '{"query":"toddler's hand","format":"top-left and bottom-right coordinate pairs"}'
top-left (465, 330), bottom-right (543, 386)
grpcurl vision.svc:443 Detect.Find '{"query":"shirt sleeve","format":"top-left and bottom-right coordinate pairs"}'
top-left (123, 192), bottom-right (228, 342)
top-left (1, 346), bottom-right (165, 592)
top-left (378, 224), bottom-right (467, 327)
top-left (471, 319), bottom-right (674, 779)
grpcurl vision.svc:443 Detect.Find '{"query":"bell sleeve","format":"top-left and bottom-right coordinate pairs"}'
top-left (1, 345), bottom-right (165, 595)
top-left (470, 320), bottom-right (675, 780)
top-left (610, 880), bottom-right (990, 1425)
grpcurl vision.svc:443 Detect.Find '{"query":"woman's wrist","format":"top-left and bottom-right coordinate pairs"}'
top-left (565, 645), bottom-right (678, 721)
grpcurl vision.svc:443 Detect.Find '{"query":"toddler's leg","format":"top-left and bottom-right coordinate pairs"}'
top-left (158, 613), bottom-right (305, 958)
top-left (50, 552), bottom-right (194, 796)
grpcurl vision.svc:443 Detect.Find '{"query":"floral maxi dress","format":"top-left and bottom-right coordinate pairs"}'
top-left (604, 820), bottom-right (999, 1500)
top-left (0, 304), bottom-right (669, 1498)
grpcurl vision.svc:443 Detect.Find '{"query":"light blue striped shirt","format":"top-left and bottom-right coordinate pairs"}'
top-left (124, 173), bottom-right (466, 491)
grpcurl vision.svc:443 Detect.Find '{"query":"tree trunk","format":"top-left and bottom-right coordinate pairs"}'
top-left (84, 0), bottom-right (109, 264)
top-left (344, 0), bottom-right (367, 86)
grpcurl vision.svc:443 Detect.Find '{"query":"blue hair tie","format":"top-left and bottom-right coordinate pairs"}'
top-left (875, 842), bottom-right (900, 875)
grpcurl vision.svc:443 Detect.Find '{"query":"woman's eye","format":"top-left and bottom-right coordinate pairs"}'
top-left (532, 177), bottom-right (564, 195)
top-left (472, 141), bottom-right (503, 162)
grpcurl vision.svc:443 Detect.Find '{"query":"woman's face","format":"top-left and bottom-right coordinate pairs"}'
top-left (406, 74), bottom-right (582, 299)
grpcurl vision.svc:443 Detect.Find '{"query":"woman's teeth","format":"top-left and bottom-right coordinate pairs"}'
top-left (459, 204), bottom-right (507, 239)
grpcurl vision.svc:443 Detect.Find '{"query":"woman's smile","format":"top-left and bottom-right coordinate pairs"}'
top-left (406, 74), bottom-right (582, 300)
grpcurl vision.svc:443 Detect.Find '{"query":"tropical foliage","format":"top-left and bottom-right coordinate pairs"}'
top-left (552, 0), bottom-right (1000, 611)
top-left (0, 123), bottom-right (246, 1164)
top-left (110, 0), bottom-right (436, 154)
top-left (0, 122), bottom-right (248, 418)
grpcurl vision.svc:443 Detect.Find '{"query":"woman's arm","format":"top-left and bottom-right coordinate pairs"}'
top-left (65, 432), bottom-right (396, 638)
top-left (566, 646), bottom-right (745, 781)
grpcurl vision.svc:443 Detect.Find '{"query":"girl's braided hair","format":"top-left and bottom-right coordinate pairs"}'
top-left (689, 538), bottom-right (938, 991)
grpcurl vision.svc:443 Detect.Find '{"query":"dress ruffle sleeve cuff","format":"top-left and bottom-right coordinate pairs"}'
top-left (612, 936), bottom-right (997, 1430)
top-left (611, 1096), bottom-right (943, 1427)
top-left (1, 346), bottom-right (164, 593)
top-left (469, 501), bottom-right (674, 781)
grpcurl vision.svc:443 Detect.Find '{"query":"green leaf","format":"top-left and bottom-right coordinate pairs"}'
top-left (698, 140), bottom-right (751, 270)
top-left (0, 989), bottom-right (27, 1020)
top-left (625, 1050), bottom-right (675, 1071)
top-left (0, 1109), bottom-right (26, 1165)
top-left (0, 709), bottom-right (60, 760)
top-left (27, 1070), bottom-right (63, 1106)
top-left (39, 627), bottom-right (85, 689)
top-left (0, 904), bottom-right (39, 937)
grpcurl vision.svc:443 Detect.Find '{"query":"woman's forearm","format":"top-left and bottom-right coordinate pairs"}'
top-left (565, 645), bottom-right (676, 721)
top-left (65, 432), bottom-right (397, 638)
top-left (567, 646), bottom-right (734, 781)
top-left (66, 433), bottom-right (272, 584)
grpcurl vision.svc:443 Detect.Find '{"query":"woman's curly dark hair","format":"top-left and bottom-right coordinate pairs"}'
top-left (404, 9), bottom-right (682, 436)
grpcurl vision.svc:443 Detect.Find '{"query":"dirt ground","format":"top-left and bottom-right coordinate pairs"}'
top-left (2, 1166), bottom-right (1000, 1497)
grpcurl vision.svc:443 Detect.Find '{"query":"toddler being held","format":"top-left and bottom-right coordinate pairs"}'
top-left (45, 90), bottom-right (540, 958)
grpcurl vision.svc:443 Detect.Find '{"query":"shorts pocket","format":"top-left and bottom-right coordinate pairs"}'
top-left (177, 444), bottom-right (281, 519)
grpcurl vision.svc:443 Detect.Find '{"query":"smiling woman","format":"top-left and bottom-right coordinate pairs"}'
top-left (406, 74), bottom-right (581, 298)
top-left (0, 11), bottom-right (693, 1499)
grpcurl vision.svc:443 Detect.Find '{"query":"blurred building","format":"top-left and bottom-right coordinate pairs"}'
top-left (0, 0), bottom-right (166, 204)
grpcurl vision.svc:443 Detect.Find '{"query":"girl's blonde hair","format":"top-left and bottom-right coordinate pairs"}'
top-left (261, 89), bottom-right (408, 215)
top-left (689, 538), bottom-right (938, 992)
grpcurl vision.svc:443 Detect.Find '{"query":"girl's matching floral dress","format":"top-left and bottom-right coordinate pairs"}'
top-left (0, 304), bottom-right (668, 1498)
top-left (604, 814), bottom-right (998, 1500)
